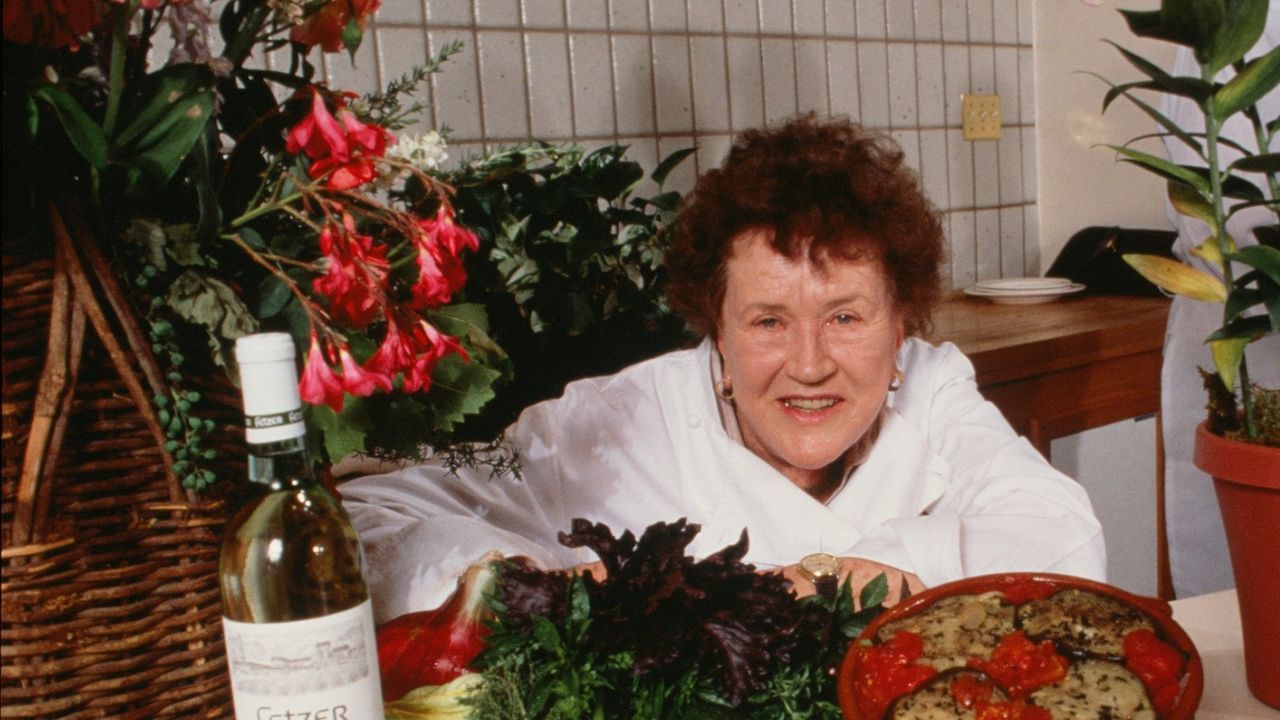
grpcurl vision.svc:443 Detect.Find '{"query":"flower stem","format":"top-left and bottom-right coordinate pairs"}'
top-left (1203, 66), bottom-right (1254, 439)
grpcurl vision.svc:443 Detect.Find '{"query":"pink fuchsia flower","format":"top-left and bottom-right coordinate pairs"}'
top-left (337, 348), bottom-right (392, 396)
top-left (365, 316), bottom-right (415, 378)
top-left (428, 206), bottom-right (480, 256)
top-left (408, 206), bottom-right (479, 309)
top-left (290, 0), bottom-right (381, 53)
top-left (310, 155), bottom-right (379, 191)
top-left (299, 334), bottom-right (345, 411)
top-left (312, 215), bottom-right (388, 327)
top-left (410, 243), bottom-right (467, 308)
top-left (400, 320), bottom-right (469, 393)
top-left (285, 90), bottom-right (392, 190)
top-left (336, 108), bottom-right (390, 156)
top-left (287, 90), bottom-right (351, 162)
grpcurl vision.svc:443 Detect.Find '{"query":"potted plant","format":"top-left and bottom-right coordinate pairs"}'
top-left (1096, 0), bottom-right (1279, 707)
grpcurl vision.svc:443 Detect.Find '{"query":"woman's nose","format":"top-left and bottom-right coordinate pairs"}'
top-left (788, 324), bottom-right (837, 383)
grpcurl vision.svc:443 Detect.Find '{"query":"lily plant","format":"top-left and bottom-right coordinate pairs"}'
top-left (1100, 0), bottom-right (1280, 443)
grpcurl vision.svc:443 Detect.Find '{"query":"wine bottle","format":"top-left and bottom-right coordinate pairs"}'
top-left (220, 332), bottom-right (383, 719)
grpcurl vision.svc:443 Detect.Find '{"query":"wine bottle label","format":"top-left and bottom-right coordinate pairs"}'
top-left (223, 600), bottom-right (384, 720)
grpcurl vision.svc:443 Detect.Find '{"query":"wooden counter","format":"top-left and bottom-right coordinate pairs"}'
top-left (926, 293), bottom-right (1171, 458)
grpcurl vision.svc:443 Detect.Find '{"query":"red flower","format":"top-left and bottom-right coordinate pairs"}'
top-left (427, 206), bottom-right (480, 256)
top-left (290, 0), bottom-right (381, 53)
top-left (310, 155), bottom-right (379, 191)
top-left (313, 216), bottom-right (388, 327)
top-left (286, 90), bottom-right (392, 190)
top-left (410, 243), bottom-right (466, 308)
top-left (338, 348), bottom-right (392, 396)
top-left (402, 320), bottom-right (468, 393)
top-left (337, 108), bottom-right (389, 156)
top-left (287, 90), bottom-right (351, 162)
top-left (409, 206), bottom-right (479, 309)
top-left (3, 0), bottom-right (98, 49)
top-left (299, 335), bottom-right (345, 412)
top-left (366, 317), bottom-right (415, 377)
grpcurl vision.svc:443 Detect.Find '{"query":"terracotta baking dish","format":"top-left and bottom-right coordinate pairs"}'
top-left (837, 572), bottom-right (1203, 720)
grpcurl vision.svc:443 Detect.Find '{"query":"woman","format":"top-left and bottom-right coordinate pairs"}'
top-left (341, 116), bottom-right (1105, 623)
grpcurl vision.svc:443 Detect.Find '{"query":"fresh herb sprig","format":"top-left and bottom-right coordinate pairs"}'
top-left (468, 519), bottom-right (888, 719)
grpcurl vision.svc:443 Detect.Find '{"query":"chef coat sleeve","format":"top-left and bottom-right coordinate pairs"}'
top-left (880, 341), bottom-right (1107, 586)
top-left (339, 400), bottom-right (588, 623)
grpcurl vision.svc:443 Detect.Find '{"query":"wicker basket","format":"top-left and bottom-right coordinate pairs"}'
top-left (2, 204), bottom-right (240, 718)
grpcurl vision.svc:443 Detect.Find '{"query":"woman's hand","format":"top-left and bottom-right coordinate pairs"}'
top-left (777, 557), bottom-right (924, 607)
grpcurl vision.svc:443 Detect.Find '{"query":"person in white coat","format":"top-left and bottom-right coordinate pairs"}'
top-left (341, 116), bottom-right (1106, 624)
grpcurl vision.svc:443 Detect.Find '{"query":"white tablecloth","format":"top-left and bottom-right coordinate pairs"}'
top-left (1170, 589), bottom-right (1279, 719)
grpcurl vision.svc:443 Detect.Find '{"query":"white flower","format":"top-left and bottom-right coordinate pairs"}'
top-left (388, 131), bottom-right (449, 172)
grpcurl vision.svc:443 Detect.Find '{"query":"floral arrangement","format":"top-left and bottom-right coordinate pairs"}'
top-left (3, 0), bottom-right (690, 485)
top-left (1096, 0), bottom-right (1280, 444)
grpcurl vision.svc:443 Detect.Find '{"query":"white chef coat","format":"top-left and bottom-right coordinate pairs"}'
top-left (342, 337), bottom-right (1105, 623)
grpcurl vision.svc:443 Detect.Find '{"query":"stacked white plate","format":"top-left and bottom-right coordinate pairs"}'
top-left (963, 277), bottom-right (1086, 304)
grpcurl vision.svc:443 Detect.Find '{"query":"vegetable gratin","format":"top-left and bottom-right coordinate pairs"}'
top-left (839, 574), bottom-right (1202, 720)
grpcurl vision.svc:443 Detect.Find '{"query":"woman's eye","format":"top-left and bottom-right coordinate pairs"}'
top-left (755, 317), bottom-right (781, 329)
top-left (832, 313), bottom-right (858, 325)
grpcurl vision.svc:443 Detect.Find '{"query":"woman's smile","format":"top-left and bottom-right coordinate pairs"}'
top-left (716, 229), bottom-right (904, 494)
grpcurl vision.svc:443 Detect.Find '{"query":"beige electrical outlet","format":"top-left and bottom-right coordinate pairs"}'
top-left (962, 94), bottom-right (1002, 140)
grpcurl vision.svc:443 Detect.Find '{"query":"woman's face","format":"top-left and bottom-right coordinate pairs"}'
top-left (716, 230), bottom-right (904, 492)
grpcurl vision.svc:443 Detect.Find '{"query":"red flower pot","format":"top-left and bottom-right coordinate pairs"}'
top-left (1194, 422), bottom-right (1280, 709)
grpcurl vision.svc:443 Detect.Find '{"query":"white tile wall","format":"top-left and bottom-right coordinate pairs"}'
top-left (358, 0), bottom-right (1039, 290)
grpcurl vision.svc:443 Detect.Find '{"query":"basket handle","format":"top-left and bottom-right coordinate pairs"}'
top-left (12, 246), bottom-right (85, 545)
top-left (47, 201), bottom-right (185, 500)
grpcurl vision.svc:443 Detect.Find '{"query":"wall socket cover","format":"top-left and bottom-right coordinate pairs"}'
top-left (962, 94), bottom-right (1002, 140)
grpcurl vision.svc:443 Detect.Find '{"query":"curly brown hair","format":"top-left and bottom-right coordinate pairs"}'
top-left (665, 114), bottom-right (945, 338)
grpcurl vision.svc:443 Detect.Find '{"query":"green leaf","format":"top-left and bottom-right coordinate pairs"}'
top-left (531, 615), bottom-right (563, 655)
top-left (33, 86), bottom-right (107, 171)
top-left (257, 277), bottom-right (292, 318)
top-left (308, 400), bottom-right (369, 463)
top-left (238, 226), bottom-right (267, 250)
top-left (1104, 41), bottom-right (1214, 102)
top-left (858, 572), bottom-right (889, 611)
top-left (1123, 253), bottom-right (1228, 301)
top-left (1229, 152), bottom-right (1280, 174)
top-left (1106, 145), bottom-right (1211, 193)
top-left (1229, 244), bottom-right (1280, 286)
top-left (1167, 181), bottom-right (1217, 228)
top-left (1209, 336), bottom-right (1248, 392)
top-left (110, 63), bottom-right (216, 196)
top-left (1212, 46), bottom-right (1280, 120)
top-left (422, 354), bottom-right (503, 432)
top-left (650, 147), bottom-right (695, 187)
top-left (1119, 1), bottom-right (1217, 55)
top-left (1098, 80), bottom-right (1205, 157)
top-left (1204, 0), bottom-right (1270, 74)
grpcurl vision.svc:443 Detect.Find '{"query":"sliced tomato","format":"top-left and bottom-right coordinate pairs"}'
top-left (968, 631), bottom-right (1068, 697)
top-left (853, 631), bottom-right (939, 719)
top-left (1123, 628), bottom-right (1186, 717)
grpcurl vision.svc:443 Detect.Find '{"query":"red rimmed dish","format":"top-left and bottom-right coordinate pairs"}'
top-left (837, 572), bottom-right (1202, 720)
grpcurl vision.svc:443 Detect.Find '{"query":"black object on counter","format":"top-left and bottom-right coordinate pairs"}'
top-left (1047, 226), bottom-right (1177, 297)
